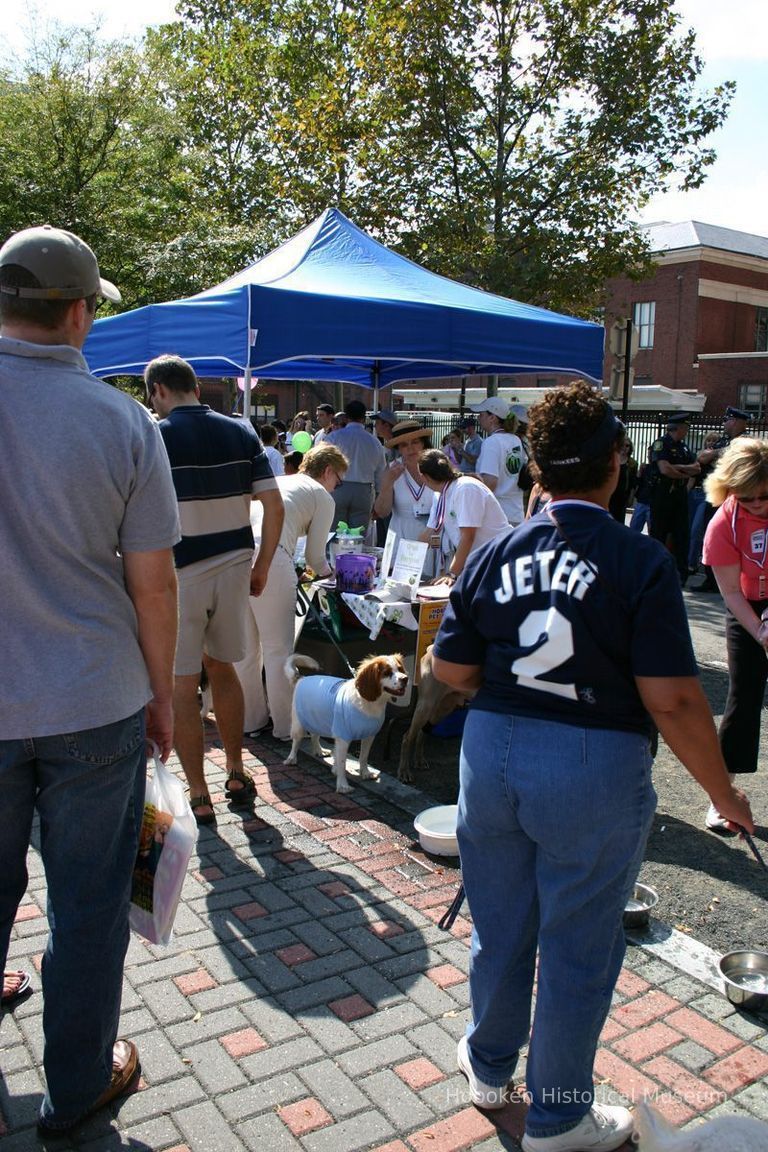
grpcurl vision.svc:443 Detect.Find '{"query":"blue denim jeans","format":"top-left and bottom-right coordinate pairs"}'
top-left (0, 711), bottom-right (146, 1128)
top-left (688, 489), bottom-right (707, 570)
top-left (629, 502), bottom-right (650, 532)
top-left (457, 711), bottom-right (655, 1137)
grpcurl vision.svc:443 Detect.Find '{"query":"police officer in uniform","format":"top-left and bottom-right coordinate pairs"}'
top-left (693, 406), bottom-right (752, 592)
top-left (649, 413), bottom-right (701, 584)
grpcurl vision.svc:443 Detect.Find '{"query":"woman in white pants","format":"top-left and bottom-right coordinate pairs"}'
top-left (236, 444), bottom-right (348, 739)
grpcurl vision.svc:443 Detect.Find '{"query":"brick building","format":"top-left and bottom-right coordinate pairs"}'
top-left (604, 221), bottom-right (768, 417)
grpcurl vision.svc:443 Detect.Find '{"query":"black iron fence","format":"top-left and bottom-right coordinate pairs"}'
top-left (382, 409), bottom-right (768, 462)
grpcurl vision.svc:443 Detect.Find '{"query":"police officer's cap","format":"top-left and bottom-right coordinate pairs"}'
top-left (666, 412), bottom-right (690, 426)
top-left (725, 406), bottom-right (752, 422)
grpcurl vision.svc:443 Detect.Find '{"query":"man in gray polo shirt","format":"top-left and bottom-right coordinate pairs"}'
top-left (0, 226), bottom-right (180, 1136)
top-left (327, 397), bottom-right (386, 530)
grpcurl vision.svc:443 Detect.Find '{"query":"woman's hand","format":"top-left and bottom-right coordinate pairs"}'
top-left (708, 782), bottom-right (755, 834)
top-left (383, 460), bottom-right (404, 485)
top-left (757, 618), bottom-right (768, 652)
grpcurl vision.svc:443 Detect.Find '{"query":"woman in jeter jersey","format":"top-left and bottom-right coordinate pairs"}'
top-left (702, 438), bottom-right (768, 832)
top-left (432, 382), bottom-right (752, 1152)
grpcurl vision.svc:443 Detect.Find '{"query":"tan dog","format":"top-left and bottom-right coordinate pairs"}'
top-left (634, 1100), bottom-right (768, 1151)
top-left (398, 645), bottom-right (475, 784)
top-left (284, 653), bottom-right (408, 792)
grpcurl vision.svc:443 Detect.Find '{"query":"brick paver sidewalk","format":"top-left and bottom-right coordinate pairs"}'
top-left (2, 734), bottom-right (767, 1150)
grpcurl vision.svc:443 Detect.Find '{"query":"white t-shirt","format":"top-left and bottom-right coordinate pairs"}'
top-left (251, 473), bottom-right (335, 574)
top-left (264, 444), bottom-right (285, 475)
top-left (476, 432), bottom-right (525, 524)
top-left (427, 476), bottom-right (510, 553)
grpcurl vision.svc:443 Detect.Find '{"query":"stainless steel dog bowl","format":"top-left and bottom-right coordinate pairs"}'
top-left (623, 882), bottom-right (659, 929)
top-left (719, 950), bottom-right (768, 1012)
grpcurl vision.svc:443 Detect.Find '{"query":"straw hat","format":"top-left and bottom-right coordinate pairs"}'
top-left (386, 420), bottom-right (433, 449)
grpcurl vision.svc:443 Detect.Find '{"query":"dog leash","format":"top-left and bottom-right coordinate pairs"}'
top-left (296, 578), bottom-right (357, 677)
top-left (738, 826), bottom-right (768, 874)
top-left (438, 884), bottom-right (465, 930)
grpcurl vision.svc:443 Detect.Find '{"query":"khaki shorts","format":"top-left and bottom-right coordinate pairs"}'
top-left (175, 556), bottom-right (251, 675)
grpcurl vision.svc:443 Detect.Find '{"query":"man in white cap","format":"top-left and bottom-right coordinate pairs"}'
top-left (468, 396), bottom-right (526, 525)
top-left (0, 225), bottom-right (180, 1136)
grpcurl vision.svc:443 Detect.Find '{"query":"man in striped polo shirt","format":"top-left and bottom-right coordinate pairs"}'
top-left (146, 355), bottom-right (284, 824)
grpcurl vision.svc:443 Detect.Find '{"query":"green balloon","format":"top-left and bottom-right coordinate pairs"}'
top-left (292, 430), bottom-right (312, 453)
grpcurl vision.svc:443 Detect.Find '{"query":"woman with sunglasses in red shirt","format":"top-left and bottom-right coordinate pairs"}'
top-left (703, 437), bottom-right (768, 832)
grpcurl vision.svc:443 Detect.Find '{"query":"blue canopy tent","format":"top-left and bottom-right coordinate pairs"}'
top-left (84, 208), bottom-right (604, 411)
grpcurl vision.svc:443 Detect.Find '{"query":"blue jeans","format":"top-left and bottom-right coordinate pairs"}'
top-left (688, 490), bottom-right (707, 570)
top-left (0, 711), bottom-right (146, 1128)
top-left (457, 711), bottom-right (655, 1137)
top-left (629, 502), bottom-right (650, 532)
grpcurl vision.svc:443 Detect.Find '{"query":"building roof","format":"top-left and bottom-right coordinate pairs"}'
top-left (644, 220), bottom-right (768, 261)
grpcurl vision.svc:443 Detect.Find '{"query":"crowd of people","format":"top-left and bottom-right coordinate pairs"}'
top-left (0, 222), bottom-right (764, 1150)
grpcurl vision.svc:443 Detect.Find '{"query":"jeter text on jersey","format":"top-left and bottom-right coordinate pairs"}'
top-left (494, 550), bottom-right (597, 604)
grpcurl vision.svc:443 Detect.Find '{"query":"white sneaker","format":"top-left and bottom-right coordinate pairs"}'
top-left (456, 1035), bottom-right (510, 1110)
top-left (521, 1103), bottom-right (635, 1151)
top-left (705, 803), bottom-right (736, 835)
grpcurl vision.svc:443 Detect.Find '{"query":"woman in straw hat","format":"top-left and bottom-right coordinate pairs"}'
top-left (373, 420), bottom-right (434, 553)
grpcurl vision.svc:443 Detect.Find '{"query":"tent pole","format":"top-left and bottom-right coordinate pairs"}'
top-left (372, 361), bottom-right (381, 414)
top-left (459, 376), bottom-right (467, 417)
top-left (244, 368), bottom-right (252, 423)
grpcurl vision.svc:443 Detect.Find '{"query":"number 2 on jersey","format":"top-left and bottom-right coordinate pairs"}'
top-left (511, 607), bottom-right (577, 700)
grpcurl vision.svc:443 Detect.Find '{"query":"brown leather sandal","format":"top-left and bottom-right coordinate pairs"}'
top-left (37, 1038), bottom-right (141, 1136)
top-left (190, 794), bottom-right (216, 826)
top-left (225, 772), bottom-right (257, 805)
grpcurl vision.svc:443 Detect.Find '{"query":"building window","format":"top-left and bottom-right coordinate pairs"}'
top-left (739, 383), bottom-right (768, 418)
top-left (633, 301), bottom-right (656, 349)
top-left (756, 308), bottom-right (768, 352)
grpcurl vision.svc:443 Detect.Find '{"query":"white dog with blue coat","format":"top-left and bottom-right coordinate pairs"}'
top-left (284, 653), bottom-right (408, 792)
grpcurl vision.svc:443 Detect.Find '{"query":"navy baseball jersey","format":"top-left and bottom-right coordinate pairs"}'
top-left (433, 500), bottom-right (697, 737)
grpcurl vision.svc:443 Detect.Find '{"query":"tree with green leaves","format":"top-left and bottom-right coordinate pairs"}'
top-left (0, 24), bottom-right (269, 308)
top-left (150, 0), bottom-right (733, 315)
top-left (352, 0), bottom-right (733, 312)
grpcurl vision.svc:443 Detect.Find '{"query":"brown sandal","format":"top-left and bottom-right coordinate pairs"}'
top-left (225, 772), bottom-right (257, 805)
top-left (37, 1038), bottom-right (140, 1136)
top-left (190, 794), bottom-right (216, 826)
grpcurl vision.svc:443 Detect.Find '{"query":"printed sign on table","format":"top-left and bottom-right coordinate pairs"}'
top-left (391, 539), bottom-right (428, 597)
top-left (414, 598), bottom-right (449, 684)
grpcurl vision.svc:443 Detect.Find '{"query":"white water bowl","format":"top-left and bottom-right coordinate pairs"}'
top-left (414, 805), bottom-right (459, 856)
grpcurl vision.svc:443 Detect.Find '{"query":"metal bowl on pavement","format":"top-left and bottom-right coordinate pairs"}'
top-left (623, 883), bottom-right (659, 929)
top-left (719, 950), bottom-right (768, 1013)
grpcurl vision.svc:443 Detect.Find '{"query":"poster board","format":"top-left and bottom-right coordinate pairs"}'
top-left (414, 598), bottom-right (449, 684)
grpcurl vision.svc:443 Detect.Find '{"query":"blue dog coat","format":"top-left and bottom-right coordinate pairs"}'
top-left (294, 676), bottom-right (382, 743)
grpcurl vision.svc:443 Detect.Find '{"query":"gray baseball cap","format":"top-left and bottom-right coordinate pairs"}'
top-left (0, 225), bottom-right (121, 303)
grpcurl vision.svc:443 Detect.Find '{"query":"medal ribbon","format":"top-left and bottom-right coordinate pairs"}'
top-left (403, 470), bottom-right (425, 502)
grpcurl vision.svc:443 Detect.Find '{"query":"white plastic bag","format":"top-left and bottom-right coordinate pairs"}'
top-left (129, 742), bottom-right (198, 946)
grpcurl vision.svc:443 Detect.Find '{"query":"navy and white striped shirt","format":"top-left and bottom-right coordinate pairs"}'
top-left (159, 405), bottom-right (277, 569)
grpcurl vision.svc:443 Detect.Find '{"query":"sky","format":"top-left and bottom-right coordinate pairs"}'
top-left (1, 0), bottom-right (766, 238)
